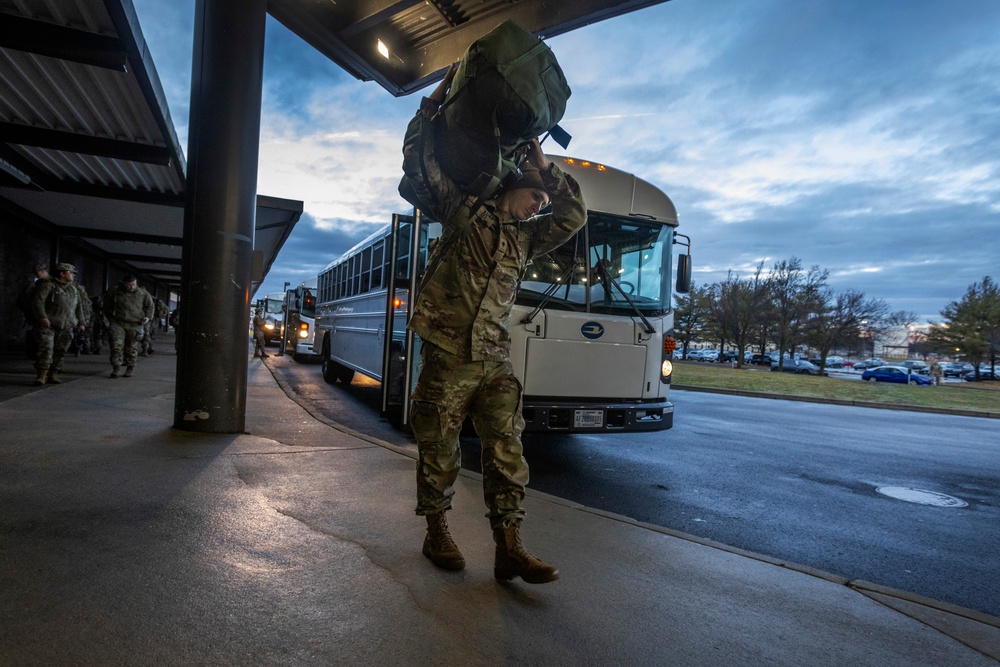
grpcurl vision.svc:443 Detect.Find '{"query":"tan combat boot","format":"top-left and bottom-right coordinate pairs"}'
top-left (47, 370), bottom-right (61, 384)
top-left (422, 512), bottom-right (465, 571)
top-left (110, 366), bottom-right (121, 378)
top-left (34, 369), bottom-right (47, 386)
top-left (493, 521), bottom-right (559, 584)
top-left (123, 366), bottom-right (134, 377)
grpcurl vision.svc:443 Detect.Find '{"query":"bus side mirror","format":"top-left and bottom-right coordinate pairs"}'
top-left (676, 254), bottom-right (691, 294)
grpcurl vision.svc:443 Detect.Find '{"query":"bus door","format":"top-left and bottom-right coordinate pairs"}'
top-left (381, 211), bottom-right (440, 427)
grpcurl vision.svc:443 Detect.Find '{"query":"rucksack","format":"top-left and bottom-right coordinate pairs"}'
top-left (16, 282), bottom-right (37, 316)
top-left (432, 20), bottom-right (572, 202)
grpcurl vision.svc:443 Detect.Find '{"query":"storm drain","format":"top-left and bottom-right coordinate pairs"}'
top-left (875, 486), bottom-right (968, 507)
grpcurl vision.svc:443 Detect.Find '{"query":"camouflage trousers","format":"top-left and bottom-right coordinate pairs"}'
top-left (253, 331), bottom-right (266, 356)
top-left (108, 320), bottom-right (143, 368)
top-left (410, 342), bottom-right (528, 529)
top-left (34, 327), bottom-right (73, 372)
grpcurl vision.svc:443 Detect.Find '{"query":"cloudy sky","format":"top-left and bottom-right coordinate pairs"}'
top-left (131, 0), bottom-right (1000, 325)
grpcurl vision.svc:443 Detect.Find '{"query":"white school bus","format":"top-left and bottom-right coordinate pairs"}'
top-left (313, 157), bottom-right (691, 432)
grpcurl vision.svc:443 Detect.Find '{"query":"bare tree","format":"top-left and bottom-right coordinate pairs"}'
top-left (712, 262), bottom-right (770, 368)
top-left (807, 289), bottom-right (888, 373)
top-left (769, 258), bottom-right (828, 368)
top-left (673, 282), bottom-right (713, 358)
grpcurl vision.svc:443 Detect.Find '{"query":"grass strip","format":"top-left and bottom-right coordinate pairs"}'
top-left (672, 361), bottom-right (1000, 416)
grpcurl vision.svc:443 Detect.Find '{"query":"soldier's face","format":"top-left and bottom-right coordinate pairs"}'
top-left (124, 280), bottom-right (137, 292)
top-left (58, 270), bottom-right (74, 284)
top-left (501, 188), bottom-right (550, 221)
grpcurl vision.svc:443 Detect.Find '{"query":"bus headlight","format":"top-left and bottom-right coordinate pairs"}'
top-left (661, 359), bottom-right (673, 380)
top-left (298, 329), bottom-right (309, 339)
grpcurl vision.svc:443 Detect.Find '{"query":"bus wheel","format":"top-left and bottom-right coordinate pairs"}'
top-left (336, 366), bottom-right (355, 385)
top-left (322, 349), bottom-right (338, 384)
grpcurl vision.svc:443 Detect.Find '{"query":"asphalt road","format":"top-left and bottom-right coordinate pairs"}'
top-left (267, 354), bottom-right (1000, 619)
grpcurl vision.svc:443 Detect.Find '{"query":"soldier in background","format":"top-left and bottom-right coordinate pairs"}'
top-left (103, 274), bottom-right (155, 378)
top-left (930, 361), bottom-right (944, 387)
top-left (252, 308), bottom-right (268, 359)
top-left (70, 282), bottom-right (92, 356)
top-left (16, 262), bottom-right (49, 360)
top-left (156, 298), bottom-right (170, 332)
top-left (30, 263), bottom-right (85, 385)
top-left (138, 316), bottom-right (156, 356)
top-left (89, 294), bottom-right (108, 355)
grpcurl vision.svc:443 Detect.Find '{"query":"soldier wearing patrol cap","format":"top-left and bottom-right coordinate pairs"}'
top-left (103, 274), bottom-right (155, 378)
top-left (30, 263), bottom-right (85, 385)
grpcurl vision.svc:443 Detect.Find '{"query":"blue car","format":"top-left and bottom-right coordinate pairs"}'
top-left (861, 366), bottom-right (932, 385)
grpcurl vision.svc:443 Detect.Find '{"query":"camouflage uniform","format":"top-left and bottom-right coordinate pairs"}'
top-left (401, 96), bottom-right (587, 528)
top-left (252, 312), bottom-right (268, 358)
top-left (31, 275), bottom-right (84, 377)
top-left (156, 299), bottom-right (169, 332)
top-left (71, 284), bottom-right (92, 355)
top-left (104, 281), bottom-right (155, 373)
top-left (89, 295), bottom-right (107, 354)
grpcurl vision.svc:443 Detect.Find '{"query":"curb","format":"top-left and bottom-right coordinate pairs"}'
top-left (671, 384), bottom-right (999, 419)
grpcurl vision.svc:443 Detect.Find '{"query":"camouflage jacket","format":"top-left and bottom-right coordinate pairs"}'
top-left (400, 98), bottom-right (587, 361)
top-left (32, 279), bottom-right (84, 331)
top-left (75, 284), bottom-right (93, 322)
top-left (104, 284), bottom-right (155, 325)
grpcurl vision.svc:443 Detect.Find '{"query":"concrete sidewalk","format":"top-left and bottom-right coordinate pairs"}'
top-left (1, 350), bottom-right (998, 666)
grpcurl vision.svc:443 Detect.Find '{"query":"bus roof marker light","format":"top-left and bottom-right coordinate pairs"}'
top-left (377, 40), bottom-right (390, 59)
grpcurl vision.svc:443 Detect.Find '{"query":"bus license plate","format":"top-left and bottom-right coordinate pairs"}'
top-left (574, 410), bottom-right (604, 428)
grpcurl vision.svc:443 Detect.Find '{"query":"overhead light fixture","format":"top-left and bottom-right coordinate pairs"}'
top-left (377, 39), bottom-right (389, 59)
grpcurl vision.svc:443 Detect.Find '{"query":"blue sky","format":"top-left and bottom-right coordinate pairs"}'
top-left (132, 0), bottom-right (1000, 324)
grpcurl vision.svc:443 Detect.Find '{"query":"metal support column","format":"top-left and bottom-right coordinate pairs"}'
top-left (174, 0), bottom-right (266, 432)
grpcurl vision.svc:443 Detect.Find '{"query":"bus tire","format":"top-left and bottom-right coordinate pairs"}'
top-left (337, 366), bottom-right (355, 385)
top-left (321, 348), bottom-right (338, 384)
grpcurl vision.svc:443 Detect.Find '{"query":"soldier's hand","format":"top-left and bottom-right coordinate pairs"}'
top-left (525, 138), bottom-right (551, 171)
top-left (40, 317), bottom-right (50, 329)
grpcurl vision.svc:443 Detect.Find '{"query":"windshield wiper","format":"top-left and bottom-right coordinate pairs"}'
top-left (594, 260), bottom-right (656, 334)
top-left (521, 260), bottom-right (581, 324)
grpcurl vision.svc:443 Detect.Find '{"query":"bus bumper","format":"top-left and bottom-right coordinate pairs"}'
top-left (521, 399), bottom-right (673, 433)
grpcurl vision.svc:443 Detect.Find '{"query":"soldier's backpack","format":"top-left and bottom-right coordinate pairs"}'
top-left (427, 20), bottom-right (572, 204)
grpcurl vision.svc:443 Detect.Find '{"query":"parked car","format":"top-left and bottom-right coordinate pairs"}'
top-left (698, 349), bottom-right (720, 362)
top-left (861, 366), bottom-right (932, 385)
top-left (807, 355), bottom-right (845, 369)
top-left (826, 355), bottom-right (845, 368)
top-left (898, 360), bottom-right (930, 374)
top-left (942, 362), bottom-right (974, 377)
top-left (749, 352), bottom-right (780, 366)
top-left (720, 350), bottom-right (739, 363)
top-left (771, 359), bottom-right (825, 376)
top-left (852, 358), bottom-right (886, 371)
top-left (962, 369), bottom-right (999, 382)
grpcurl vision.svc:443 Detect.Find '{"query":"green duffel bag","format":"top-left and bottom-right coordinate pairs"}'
top-left (435, 19), bottom-right (572, 200)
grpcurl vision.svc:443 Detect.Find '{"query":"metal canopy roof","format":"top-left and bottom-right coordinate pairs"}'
top-left (267, 0), bottom-right (671, 96)
top-left (0, 0), bottom-right (301, 293)
top-left (0, 0), bottom-right (668, 293)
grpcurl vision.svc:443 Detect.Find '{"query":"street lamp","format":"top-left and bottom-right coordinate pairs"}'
top-left (277, 281), bottom-right (291, 356)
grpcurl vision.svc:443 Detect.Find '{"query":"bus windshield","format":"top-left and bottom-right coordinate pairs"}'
top-left (517, 213), bottom-right (673, 316)
top-left (264, 297), bottom-right (283, 314)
